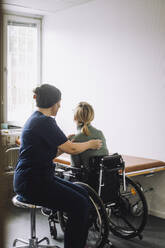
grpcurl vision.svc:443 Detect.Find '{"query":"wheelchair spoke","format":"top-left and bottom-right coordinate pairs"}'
top-left (58, 182), bottom-right (109, 248)
top-left (109, 176), bottom-right (148, 239)
top-left (55, 155), bottom-right (148, 242)
top-left (118, 214), bottom-right (137, 232)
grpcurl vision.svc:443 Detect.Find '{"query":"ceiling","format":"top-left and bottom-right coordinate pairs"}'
top-left (2, 0), bottom-right (96, 14)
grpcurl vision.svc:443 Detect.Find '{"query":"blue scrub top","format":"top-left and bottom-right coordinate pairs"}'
top-left (14, 111), bottom-right (67, 195)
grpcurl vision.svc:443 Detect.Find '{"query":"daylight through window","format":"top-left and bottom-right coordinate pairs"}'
top-left (3, 15), bottom-right (42, 126)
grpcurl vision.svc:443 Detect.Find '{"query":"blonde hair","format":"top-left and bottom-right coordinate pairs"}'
top-left (74, 102), bottom-right (94, 136)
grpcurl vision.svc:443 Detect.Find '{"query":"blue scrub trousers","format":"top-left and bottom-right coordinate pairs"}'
top-left (15, 174), bottom-right (90, 248)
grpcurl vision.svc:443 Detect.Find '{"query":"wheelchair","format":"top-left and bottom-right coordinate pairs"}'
top-left (44, 153), bottom-right (148, 247)
top-left (47, 174), bottom-right (111, 248)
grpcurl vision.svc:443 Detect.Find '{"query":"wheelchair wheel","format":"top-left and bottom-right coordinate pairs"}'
top-left (58, 182), bottom-right (110, 248)
top-left (108, 176), bottom-right (148, 239)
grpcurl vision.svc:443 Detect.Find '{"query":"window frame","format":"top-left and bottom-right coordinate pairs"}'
top-left (2, 13), bottom-right (42, 126)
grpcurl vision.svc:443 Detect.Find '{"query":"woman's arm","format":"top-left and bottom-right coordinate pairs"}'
top-left (58, 139), bottom-right (102, 155)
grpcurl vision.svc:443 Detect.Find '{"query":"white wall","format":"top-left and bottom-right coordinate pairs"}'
top-left (42, 0), bottom-right (165, 161)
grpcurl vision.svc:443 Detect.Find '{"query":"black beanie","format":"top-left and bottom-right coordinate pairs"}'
top-left (34, 84), bottom-right (61, 108)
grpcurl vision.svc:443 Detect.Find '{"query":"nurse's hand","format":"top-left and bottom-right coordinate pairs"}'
top-left (67, 134), bottom-right (75, 141)
top-left (89, 139), bottom-right (102, 150)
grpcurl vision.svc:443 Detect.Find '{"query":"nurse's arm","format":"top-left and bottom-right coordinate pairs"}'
top-left (58, 139), bottom-right (102, 155)
top-left (56, 148), bottom-right (64, 157)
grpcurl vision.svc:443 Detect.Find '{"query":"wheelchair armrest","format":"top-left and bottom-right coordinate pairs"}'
top-left (54, 163), bottom-right (71, 172)
top-left (5, 146), bottom-right (20, 153)
top-left (55, 162), bottom-right (82, 173)
top-left (68, 166), bottom-right (82, 173)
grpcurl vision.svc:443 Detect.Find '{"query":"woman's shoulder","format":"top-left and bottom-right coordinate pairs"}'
top-left (73, 132), bottom-right (87, 141)
top-left (89, 125), bottom-right (103, 135)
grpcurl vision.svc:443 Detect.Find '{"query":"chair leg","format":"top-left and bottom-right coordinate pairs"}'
top-left (13, 206), bottom-right (57, 248)
top-left (38, 237), bottom-right (49, 244)
top-left (30, 208), bottom-right (36, 239)
top-left (13, 238), bottom-right (28, 246)
top-left (13, 246), bottom-right (29, 248)
top-left (37, 246), bottom-right (58, 248)
top-left (13, 245), bottom-right (57, 248)
top-left (13, 237), bottom-right (57, 248)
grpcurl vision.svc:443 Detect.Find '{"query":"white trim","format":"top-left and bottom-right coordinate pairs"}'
top-left (3, 10), bottom-right (43, 20)
top-left (3, 14), bottom-right (8, 123)
top-left (149, 209), bottom-right (165, 220)
top-left (126, 166), bottom-right (165, 176)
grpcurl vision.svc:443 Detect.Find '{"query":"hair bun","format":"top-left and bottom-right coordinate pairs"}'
top-left (33, 86), bottom-right (40, 95)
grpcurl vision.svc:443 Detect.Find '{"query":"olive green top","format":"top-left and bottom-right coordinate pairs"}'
top-left (71, 125), bottom-right (109, 169)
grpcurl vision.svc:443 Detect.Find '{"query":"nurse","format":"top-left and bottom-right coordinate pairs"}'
top-left (13, 84), bottom-right (102, 248)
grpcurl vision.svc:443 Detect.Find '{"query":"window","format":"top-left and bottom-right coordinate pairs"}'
top-left (3, 14), bottom-right (42, 126)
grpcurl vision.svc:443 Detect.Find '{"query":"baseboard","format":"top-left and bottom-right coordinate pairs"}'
top-left (149, 209), bottom-right (165, 219)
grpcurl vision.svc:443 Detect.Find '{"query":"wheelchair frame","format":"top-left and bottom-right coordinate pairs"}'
top-left (96, 154), bottom-right (126, 198)
top-left (45, 153), bottom-right (148, 247)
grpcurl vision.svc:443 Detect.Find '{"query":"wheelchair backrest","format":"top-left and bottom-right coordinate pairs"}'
top-left (102, 153), bottom-right (125, 172)
top-left (89, 153), bottom-right (125, 172)
top-left (88, 153), bottom-right (125, 204)
top-left (88, 156), bottom-right (104, 172)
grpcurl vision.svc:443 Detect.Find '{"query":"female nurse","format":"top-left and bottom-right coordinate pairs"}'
top-left (13, 84), bottom-right (102, 248)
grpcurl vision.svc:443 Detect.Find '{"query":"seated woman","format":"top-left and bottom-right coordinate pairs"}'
top-left (71, 102), bottom-right (109, 174)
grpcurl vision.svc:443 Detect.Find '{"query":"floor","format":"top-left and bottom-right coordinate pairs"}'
top-left (4, 205), bottom-right (165, 248)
